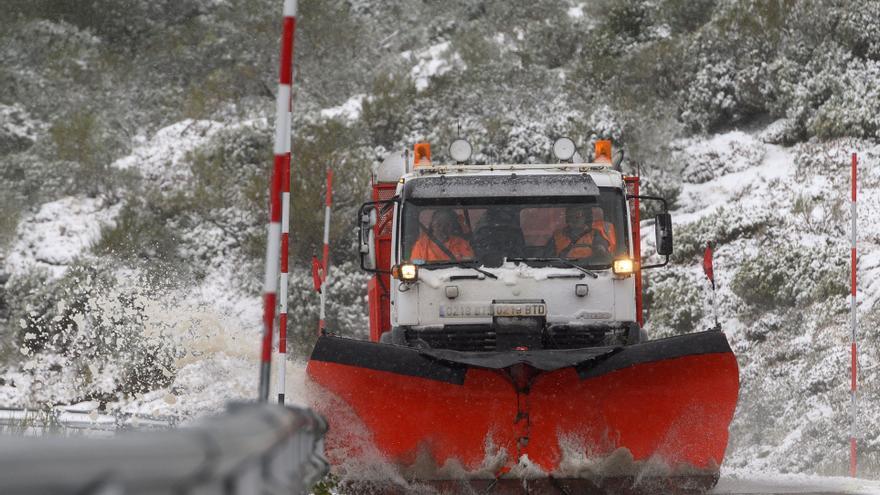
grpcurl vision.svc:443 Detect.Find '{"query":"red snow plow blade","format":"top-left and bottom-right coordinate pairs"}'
top-left (306, 330), bottom-right (738, 493)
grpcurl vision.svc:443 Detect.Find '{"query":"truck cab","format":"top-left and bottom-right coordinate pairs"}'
top-left (359, 141), bottom-right (672, 352)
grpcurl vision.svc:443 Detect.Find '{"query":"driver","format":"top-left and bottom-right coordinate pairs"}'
top-left (410, 209), bottom-right (474, 262)
top-left (550, 205), bottom-right (616, 259)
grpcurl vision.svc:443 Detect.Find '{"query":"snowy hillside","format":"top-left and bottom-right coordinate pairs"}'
top-left (648, 133), bottom-right (880, 476)
top-left (2, 0), bottom-right (880, 483)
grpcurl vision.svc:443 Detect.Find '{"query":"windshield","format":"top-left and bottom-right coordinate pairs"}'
top-left (400, 188), bottom-right (628, 268)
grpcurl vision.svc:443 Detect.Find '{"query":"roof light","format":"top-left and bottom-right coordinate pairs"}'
top-left (449, 139), bottom-right (472, 163)
top-left (594, 140), bottom-right (612, 163)
top-left (414, 143), bottom-right (431, 168)
top-left (553, 137), bottom-right (576, 161)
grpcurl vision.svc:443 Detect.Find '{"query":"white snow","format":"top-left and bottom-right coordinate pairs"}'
top-left (674, 131), bottom-right (767, 184)
top-left (320, 94), bottom-right (367, 122)
top-left (112, 119), bottom-right (226, 190)
top-left (4, 196), bottom-right (121, 279)
top-left (0, 103), bottom-right (44, 144)
top-left (714, 469), bottom-right (880, 494)
top-left (404, 41), bottom-right (464, 91)
top-left (674, 141), bottom-right (794, 223)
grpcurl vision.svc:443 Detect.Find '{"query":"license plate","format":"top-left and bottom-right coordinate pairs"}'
top-left (492, 303), bottom-right (546, 317)
top-left (439, 305), bottom-right (493, 318)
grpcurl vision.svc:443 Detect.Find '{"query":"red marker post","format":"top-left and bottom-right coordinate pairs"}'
top-left (850, 152), bottom-right (858, 476)
top-left (703, 241), bottom-right (719, 331)
top-left (319, 169), bottom-right (334, 335)
top-left (260, 0), bottom-right (297, 403)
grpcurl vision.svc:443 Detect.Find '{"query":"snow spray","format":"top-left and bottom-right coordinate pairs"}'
top-left (260, 0), bottom-right (297, 403)
top-left (850, 152), bottom-right (858, 476)
top-left (319, 168), bottom-right (333, 335)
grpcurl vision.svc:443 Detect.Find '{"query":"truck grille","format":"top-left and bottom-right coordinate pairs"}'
top-left (405, 325), bottom-right (497, 351)
top-left (405, 322), bottom-right (633, 351)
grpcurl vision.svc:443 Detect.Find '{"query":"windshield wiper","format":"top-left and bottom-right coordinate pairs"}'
top-left (506, 257), bottom-right (600, 279)
top-left (422, 260), bottom-right (499, 279)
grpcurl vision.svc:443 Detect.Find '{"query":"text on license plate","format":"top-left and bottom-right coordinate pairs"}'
top-left (439, 303), bottom-right (546, 318)
top-left (492, 303), bottom-right (546, 317)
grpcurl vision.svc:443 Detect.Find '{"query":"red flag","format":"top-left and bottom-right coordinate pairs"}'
top-left (702, 242), bottom-right (715, 287)
top-left (311, 255), bottom-right (323, 292)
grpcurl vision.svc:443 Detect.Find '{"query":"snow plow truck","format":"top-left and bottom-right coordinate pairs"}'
top-left (306, 139), bottom-right (740, 494)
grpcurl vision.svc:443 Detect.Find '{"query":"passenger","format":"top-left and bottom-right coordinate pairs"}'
top-left (410, 209), bottom-right (475, 262)
top-left (592, 206), bottom-right (618, 255)
top-left (550, 205), bottom-right (616, 259)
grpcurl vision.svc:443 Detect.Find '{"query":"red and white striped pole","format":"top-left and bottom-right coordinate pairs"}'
top-left (275, 0), bottom-right (298, 406)
top-left (276, 140), bottom-right (292, 405)
top-left (259, 0), bottom-right (297, 403)
top-left (318, 168), bottom-right (334, 335)
top-left (850, 152), bottom-right (858, 477)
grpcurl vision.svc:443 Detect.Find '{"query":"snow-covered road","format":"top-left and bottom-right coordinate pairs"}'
top-left (713, 472), bottom-right (880, 494)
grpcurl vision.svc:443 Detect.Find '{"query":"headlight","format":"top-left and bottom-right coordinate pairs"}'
top-left (613, 258), bottom-right (635, 276)
top-left (393, 263), bottom-right (419, 282)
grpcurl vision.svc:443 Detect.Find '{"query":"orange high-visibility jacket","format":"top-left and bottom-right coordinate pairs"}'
top-left (553, 222), bottom-right (616, 258)
top-left (410, 234), bottom-right (475, 262)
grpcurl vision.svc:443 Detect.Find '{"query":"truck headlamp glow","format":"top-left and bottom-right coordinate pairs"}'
top-left (613, 258), bottom-right (635, 276)
top-left (393, 263), bottom-right (419, 282)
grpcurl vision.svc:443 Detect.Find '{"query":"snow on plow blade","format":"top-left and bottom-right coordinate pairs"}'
top-left (306, 330), bottom-right (739, 492)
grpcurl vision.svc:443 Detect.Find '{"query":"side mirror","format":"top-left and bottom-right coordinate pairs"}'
top-left (655, 213), bottom-right (673, 256)
top-left (627, 193), bottom-right (672, 270)
top-left (359, 203), bottom-right (378, 271)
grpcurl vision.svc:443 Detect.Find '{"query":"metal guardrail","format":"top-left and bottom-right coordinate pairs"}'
top-left (0, 402), bottom-right (329, 495)
top-left (0, 406), bottom-right (174, 433)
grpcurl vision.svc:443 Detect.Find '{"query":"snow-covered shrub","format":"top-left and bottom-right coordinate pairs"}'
top-left (674, 1), bottom-right (784, 132)
top-left (675, 131), bottom-right (765, 183)
top-left (585, 105), bottom-right (625, 144)
top-left (638, 172), bottom-right (682, 216)
top-left (0, 191), bottom-right (21, 252)
top-left (360, 73), bottom-right (417, 150)
top-left (289, 120), bottom-right (372, 263)
top-left (525, 11), bottom-right (581, 70)
top-left (48, 109), bottom-right (126, 198)
top-left (673, 206), bottom-right (778, 262)
top-left (101, 123), bottom-right (270, 273)
top-left (758, 118), bottom-right (797, 144)
top-left (495, 120), bottom-right (555, 164)
top-left (96, 194), bottom-right (185, 266)
top-left (644, 268), bottom-right (705, 336)
top-left (731, 243), bottom-right (848, 312)
top-left (762, 0), bottom-right (880, 141)
top-left (0, 104), bottom-right (41, 155)
top-left (283, 261), bottom-right (369, 358)
top-left (597, 0), bottom-right (654, 45)
top-left (0, 151), bottom-right (77, 205)
top-left (20, 0), bottom-right (210, 49)
top-left (325, 261), bottom-right (370, 340)
top-left (678, 58), bottom-right (739, 133)
top-left (186, 125), bottom-right (269, 258)
top-left (809, 59), bottom-right (880, 140)
top-left (657, 0), bottom-right (716, 34)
